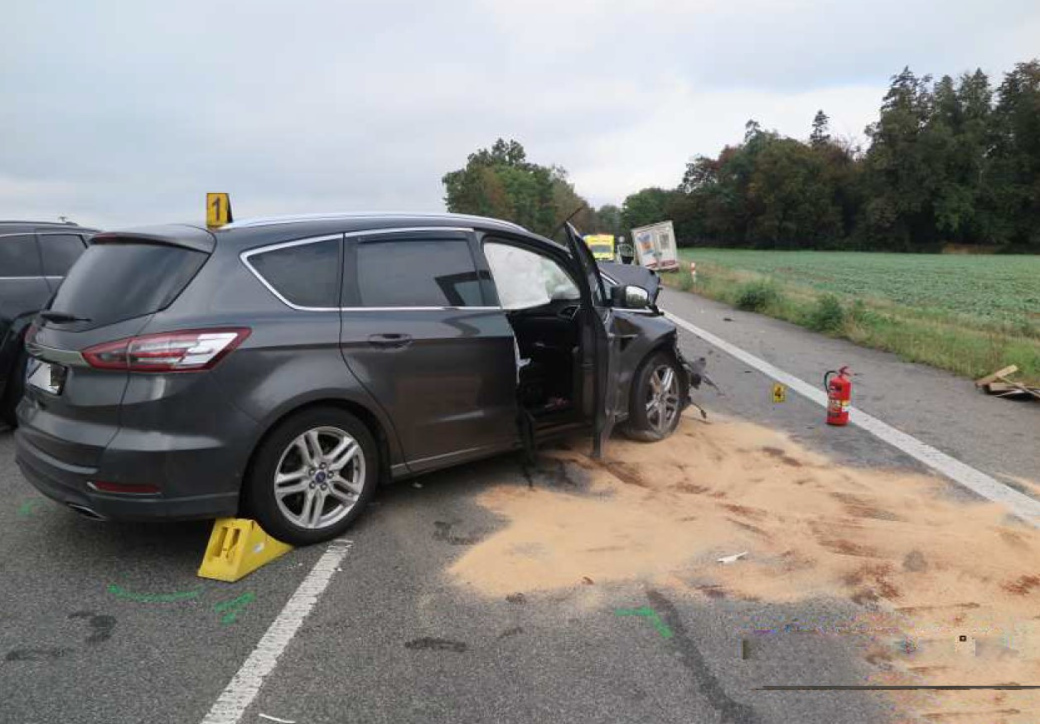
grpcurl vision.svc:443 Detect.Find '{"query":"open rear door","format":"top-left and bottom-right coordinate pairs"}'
top-left (564, 222), bottom-right (621, 459)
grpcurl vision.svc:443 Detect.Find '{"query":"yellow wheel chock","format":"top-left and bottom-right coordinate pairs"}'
top-left (197, 518), bottom-right (293, 583)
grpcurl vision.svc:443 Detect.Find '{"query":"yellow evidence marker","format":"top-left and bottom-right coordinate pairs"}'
top-left (772, 382), bottom-right (787, 403)
top-left (206, 192), bottom-right (233, 228)
top-left (198, 518), bottom-right (292, 583)
top-left (953, 633), bottom-right (977, 658)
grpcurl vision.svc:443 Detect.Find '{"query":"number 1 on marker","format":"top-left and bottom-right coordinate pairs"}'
top-left (206, 192), bottom-right (232, 228)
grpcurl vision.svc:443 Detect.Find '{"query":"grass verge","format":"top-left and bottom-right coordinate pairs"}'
top-left (664, 261), bottom-right (1040, 386)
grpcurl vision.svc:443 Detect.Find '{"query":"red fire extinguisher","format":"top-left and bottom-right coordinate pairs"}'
top-left (824, 366), bottom-right (852, 426)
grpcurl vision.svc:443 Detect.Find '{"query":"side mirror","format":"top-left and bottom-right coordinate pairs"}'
top-left (613, 284), bottom-right (650, 309)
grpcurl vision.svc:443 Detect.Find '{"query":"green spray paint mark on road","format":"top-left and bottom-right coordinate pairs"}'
top-left (107, 584), bottom-right (203, 603)
top-left (214, 592), bottom-right (255, 625)
top-left (616, 606), bottom-right (674, 639)
top-left (17, 500), bottom-right (40, 517)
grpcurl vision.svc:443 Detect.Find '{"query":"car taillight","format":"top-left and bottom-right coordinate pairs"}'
top-left (82, 328), bottom-right (250, 372)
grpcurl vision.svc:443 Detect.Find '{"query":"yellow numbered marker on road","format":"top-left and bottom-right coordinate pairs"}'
top-left (772, 382), bottom-right (787, 403)
top-left (206, 192), bottom-right (233, 228)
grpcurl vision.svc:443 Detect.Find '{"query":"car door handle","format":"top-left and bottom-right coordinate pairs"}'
top-left (368, 333), bottom-right (413, 349)
top-left (557, 305), bottom-right (579, 320)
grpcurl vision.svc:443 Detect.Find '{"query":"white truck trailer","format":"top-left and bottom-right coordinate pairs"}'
top-left (630, 220), bottom-right (679, 271)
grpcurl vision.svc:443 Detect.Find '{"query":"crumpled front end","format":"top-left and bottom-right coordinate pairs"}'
top-left (673, 344), bottom-right (713, 412)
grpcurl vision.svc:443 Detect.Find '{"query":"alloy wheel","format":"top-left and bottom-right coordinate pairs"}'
top-left (645, 364), bottom-right (680, 434)
top-left (273, 426), bottom-right (365, 530)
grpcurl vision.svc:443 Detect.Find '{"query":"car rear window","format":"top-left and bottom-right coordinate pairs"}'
top-left (49, 242), bottom-right (207, 329)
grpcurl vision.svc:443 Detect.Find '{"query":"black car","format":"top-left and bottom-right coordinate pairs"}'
top-left (16, 213), bottom-right (703, 545)
top-left (0, 221), bottom-right (96, 426)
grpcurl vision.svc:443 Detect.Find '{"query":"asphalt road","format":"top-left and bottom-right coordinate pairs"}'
top-left (1, 287), bottom-right (1035, 724)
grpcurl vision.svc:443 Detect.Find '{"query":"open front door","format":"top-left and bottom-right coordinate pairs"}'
top-left (564, 222), bottom-right (622, 459)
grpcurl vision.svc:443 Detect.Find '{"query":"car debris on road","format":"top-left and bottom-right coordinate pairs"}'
top-left (717, 551), bottom-right (748, 565)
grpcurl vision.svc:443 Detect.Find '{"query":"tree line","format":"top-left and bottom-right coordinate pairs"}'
top-left (443, 59), bottom-right (1039, 251)
top-left (441, 138), bottom-right (620, 241)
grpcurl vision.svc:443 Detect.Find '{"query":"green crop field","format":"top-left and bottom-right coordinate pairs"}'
top-left (680, 249), bottom-right (1040, 328)
top-left (669, 248), bottom-right (1040, 385)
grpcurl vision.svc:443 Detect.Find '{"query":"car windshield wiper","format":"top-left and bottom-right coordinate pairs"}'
top-left (39, 310), bottom-right (92, 323)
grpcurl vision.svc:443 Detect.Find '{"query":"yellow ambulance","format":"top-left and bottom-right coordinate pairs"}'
top-left (583, 234), bottom-right (616, 261)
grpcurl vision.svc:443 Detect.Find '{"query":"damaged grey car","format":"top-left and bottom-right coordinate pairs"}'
top-left (16, 213), bottom-right (704, 545)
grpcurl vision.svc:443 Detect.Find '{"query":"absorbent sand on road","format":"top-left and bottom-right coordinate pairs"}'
top-left (449, 413), bottom-right (1040, 724)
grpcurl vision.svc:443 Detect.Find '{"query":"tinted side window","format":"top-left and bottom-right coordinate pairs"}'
top-left (357, 240), bottom-right (482, 307)
top-left (0, 234), bottom-right (41, 276)
top-left (38, 234), bottom-right (86, 276)
top-left (249, 238), bottom-right (342, 308)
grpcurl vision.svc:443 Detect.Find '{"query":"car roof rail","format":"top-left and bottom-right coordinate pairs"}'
top-left (221, 212), bottom-right (528, 233)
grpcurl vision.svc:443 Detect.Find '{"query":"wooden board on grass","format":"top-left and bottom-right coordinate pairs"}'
top-left (975, 365), bottom-right (1019, 388)
top-left (995, 375), bottom-right (1040, 401)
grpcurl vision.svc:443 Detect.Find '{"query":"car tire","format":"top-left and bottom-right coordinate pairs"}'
top-left (1, 345), bottom-right (28, 429)
top-left (622, 351), bottom-right (685, 442)
top-left (245, 407), bottom-right (378, 546)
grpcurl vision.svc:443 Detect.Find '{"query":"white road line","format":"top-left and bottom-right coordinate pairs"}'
top-left (666, 311), bottom-right (1040, 528)
top-left (200, 540), bottom-right (353, 724)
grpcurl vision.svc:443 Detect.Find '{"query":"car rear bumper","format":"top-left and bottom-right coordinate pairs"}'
top-left (15, 428), bottom-right (239, 521)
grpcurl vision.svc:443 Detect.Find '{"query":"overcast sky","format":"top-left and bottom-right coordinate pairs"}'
top-left (2, 0), bottom-right (1038, 228)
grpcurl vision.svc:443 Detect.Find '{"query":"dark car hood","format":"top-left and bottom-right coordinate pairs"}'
top-left (598, 262), bottom-right (661, 303)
